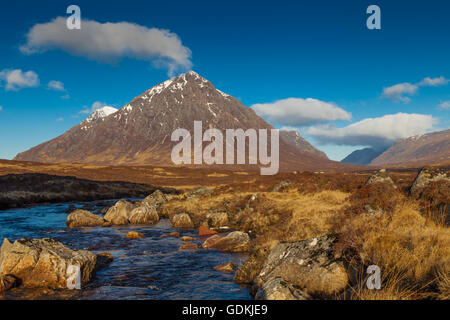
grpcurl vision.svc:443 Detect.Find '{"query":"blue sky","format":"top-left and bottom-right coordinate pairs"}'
top-left (0, 0), bottom-right (449, 160)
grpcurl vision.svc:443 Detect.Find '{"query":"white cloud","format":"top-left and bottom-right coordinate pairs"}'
top-left (47, 80), bottom-right (65, 91)
top-left (308, 113), bottom-right (438, 148)
top-left (0, 69), bottom-right (40, 91)
top-left (251, 98), bottom-right (352, 127)
top-left (382, 83), bottom-right (418, 103)
top-left (438, 101), bottom-right (450, 110)
top-left (56, 117), bottom-right (64, 122)
top-left (0, 106), bottom-right (3, 111)
top-left (382, 76), bottom-right (449, 102)
top-left (21, 17), bottom-right (192, 76)
top-left (419, 76), bottom-right (449, 86)
top-left (79, 101), bottom-right (111, 114)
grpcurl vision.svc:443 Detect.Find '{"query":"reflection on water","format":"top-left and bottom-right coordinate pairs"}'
top-left (0, 201), bottom-right (251, 300)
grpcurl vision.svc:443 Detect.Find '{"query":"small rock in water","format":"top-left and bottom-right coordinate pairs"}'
top-left (126, 231), bottom-right (145, 239)
top-left (198, 226), bottom-right (218, 237)
top-left (66, 209), bottom-right (104, 228)
top-left (160, 232), bottom-right (180, 238)
top-left (214, 262), bottom-right (238, 273)
top-left (96, 252), bottom-right (114, 269)
top-left (178, 243), bottom-right (198, 251)
top-left (181, 236), bottom-right (196, 242)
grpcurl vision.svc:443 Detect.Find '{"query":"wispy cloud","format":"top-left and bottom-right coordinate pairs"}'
top-left (21, 17), bottom-right (192, 76)
top-left (438, 100), bottom-right (450, 110)
top-left (0, 69), bottom-right (40, 91)
top-left (251, 98), bottom-right (352, 127)
top-left (56, 117), bottom-right (64, 122)
top-left (47, 80), bottom-right (65, 91)
top-left (382, 76), bottom-right (449, 103)
top-left (308, 113), bottom-right (438, 148)
top-left (79, 101), bottom-right (112, 114)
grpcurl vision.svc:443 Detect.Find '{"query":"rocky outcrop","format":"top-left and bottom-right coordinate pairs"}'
top-left (104, 200), bottom-right (136, 225)
top-left (66, 209), bottom-right (104, 228)
top-left (0, 274), bottom-right (19, 293)
top-left (365, 169), bottom-right (395, 186)
top-left (171, 213), bottom-right (194, 228)
top-left (255, 277), bottom-right (310, 300)
top-left (214, 262), bottom-right (238, 273)
top-left (201, 231), bottom-right (251, 252)
top-left (272, 180), bottom-right (293, 192)
top-left (255, 235), bottom-right (348, 297)
top-left (186, 186), bottom-right (213, 200)
top-left (206, 212), bottom-right (229, 228)
top-left (129, 205), bottom-right (159, 225)
top-left (0, 238), bottom-right (97, 289)
top-left (142, 190), bottom-right (168, 209)
top-left (410, 167), bottom-right (450, 197)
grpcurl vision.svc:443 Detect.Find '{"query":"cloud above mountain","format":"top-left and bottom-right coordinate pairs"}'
top-left (251, 98), bottom-right (352, 127)
top-left (47, 80), bottom-right (65, 91)
top-left (382, 76), bottom-right (448, 102)
top-left (0, 69), bottom-right (40, 91)
top-left (308, 113), bottom-right (438, 148)
top-left (20, 17), bottom-right (192, 76)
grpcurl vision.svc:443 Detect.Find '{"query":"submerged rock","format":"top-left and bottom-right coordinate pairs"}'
top-left (178, 243), bottom-right (198, 251)
top-left (104, 200), bottom-right (136, 225)
top-left (0, 238), bottom-right (97, 289)
top-left (66, 209), bottom-right (104, 228)
top-left (201, 231), bottom-right (251, 252)
top-left (181, 236), bottom-right (196, 242)
top-left (214, 262), bottom-right (238, 273)
top-left (126, 231), bottom-right (144, 239)
top-left (171, 213), bottom-right (194, 229)
top-left (255, 235), bottom-right (348, 296)
top-left (142, 190), bottom-right (168, 209)
top-left (129, 205), bottom-right (159, 225)
top-left (255, 277), bottom-right (310, 300)
top-left (159, 232), bottom-right (180, 238)
top-left (96, 252), bottom-right (114, 269)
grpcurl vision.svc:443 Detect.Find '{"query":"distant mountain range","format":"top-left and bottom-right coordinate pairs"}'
top-left (341, 147), bottom-right (387, 165)
top-left (370, 129), bottom-right (450, 167)
top-left (15, 71), bottom-right (353, 172)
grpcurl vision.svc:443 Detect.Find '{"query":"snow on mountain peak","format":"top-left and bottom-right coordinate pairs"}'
top-left (85, 106), bottom-right (118, 123)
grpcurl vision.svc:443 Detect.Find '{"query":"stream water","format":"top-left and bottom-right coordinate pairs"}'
top-left (0, 200), bottom-right (252, 300)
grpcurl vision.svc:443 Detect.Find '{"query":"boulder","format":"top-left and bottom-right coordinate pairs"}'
top-left (129, 205), bottom-right (159, 225)
top-left (272, 179), bottom-right (293, 192)
top-left (0, 238), bottom-right (97, 289)
top-left (171, 213), bottom-right (194, 229)
top-left (365, 169), bottom-right (395, 186)
top-left (178, 243), bottom-right (198, 251)
top-left (206, 212), bottom-right (229, 228)
top-left (410, 166), bottom-right (450, 197)
top-left (186, 186), bottom-right (213, 200)
top-left (126, 231), bottom-right (144, 239)
top-left (0, 274), bottom-right (19, 293)
top-left (201, 231), bottom-right (251, 252)
top-left (255, 277), bottom-right (310, 300)
top-left (198, 226), bottom-right (218, 237)
top-left (104, 200), bottom-right (136, 225)
top-left (96, 252), bottom-right (114, 269)
top-left (66, 209), bottom-right (104, 228)
top-left (142, 190), bottom-right (168, 209)
top-left (255, 235), bottom-right (348, 296)
top-left (214, 262), bottom-right (238, 273)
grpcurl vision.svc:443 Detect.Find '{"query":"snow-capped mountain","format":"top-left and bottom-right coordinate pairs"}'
top-left (14, 71), bottom-right (351, 171)
top-left (84, 106), bottom-right (118, 123)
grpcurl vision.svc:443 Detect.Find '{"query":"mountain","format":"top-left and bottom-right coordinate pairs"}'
top-left (371, 129), bottom-right (450, 167)
top-left (341, 147), bottom-right (387, 165)
top-left (15, 71), bottom-right (355, 172)
top-left (83, 106), bottom-right (118, 124)
top-left (280, 130), bottom-right (328, 159)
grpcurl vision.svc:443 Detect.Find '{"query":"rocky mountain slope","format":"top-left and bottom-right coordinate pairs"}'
top-left (15, 71), bottom-right (355, 172)
top-left (371, 129), bottom-right (450, 167)
top-left (279, 130), bottom-right (328, 159)
top-left (341, 147), bottom-right (387, 165)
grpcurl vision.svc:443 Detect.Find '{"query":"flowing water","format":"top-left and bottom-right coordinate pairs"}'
top-left (0, 200), bottom-right (251, 300)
